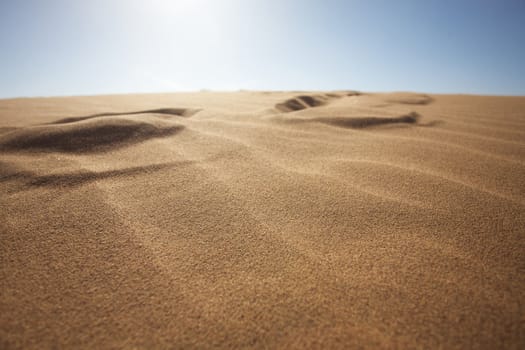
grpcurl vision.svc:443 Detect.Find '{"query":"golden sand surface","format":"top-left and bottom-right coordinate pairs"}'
top-left (1, 91), bottom-right (524, 349)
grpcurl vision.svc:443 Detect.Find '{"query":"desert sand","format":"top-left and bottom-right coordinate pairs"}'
top-left (0, 91), bottom-right (524, 349)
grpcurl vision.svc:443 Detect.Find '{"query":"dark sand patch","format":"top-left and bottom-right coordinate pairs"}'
top-left (0, 117), bottom-right (183, 153)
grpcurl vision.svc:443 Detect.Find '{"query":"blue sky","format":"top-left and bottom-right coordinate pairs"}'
top-left (1, 0), bottom-right (524, 98)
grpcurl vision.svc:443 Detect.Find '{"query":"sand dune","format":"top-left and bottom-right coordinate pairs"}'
top-left (0, 116), bottom-right (183, 153)
top-left (278, 111), bottom-right (421, 129)
top-left (49, 107), bottom-right (200, 125)
top-left (275, 94), bottom-right (335, 112)
top-left (382, 92), bottom-right (434, 105)
top-left (1, 91), bottom-right (524, 349)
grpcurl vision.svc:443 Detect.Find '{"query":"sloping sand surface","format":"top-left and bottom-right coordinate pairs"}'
top-left (1, 91), bottom-right (524, 349)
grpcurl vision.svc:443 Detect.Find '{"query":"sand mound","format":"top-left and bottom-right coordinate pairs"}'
top-left (0, 117), bottom-right (183, 153)
top-left (383, 92), bottom-right (433, 105)
top-left (275, 94), bottom-right (336, 112)
top-left (280, 112), bottom-right (421, 129)
top-left (50, 107), bottom-right (199, 124)
top-left (275, 92), bottom-right (362, 112)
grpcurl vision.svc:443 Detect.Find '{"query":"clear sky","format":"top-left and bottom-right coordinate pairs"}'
top-left (1, 0), bottom-right (524, 98)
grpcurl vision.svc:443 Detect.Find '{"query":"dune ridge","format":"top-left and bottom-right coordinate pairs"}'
top-left (279, 111), bottom-right (422, 129)
top-left (274, 93), bottom-right (345, 112)
top-left (49, 107), bottom-right (200, 124)
top-left (382, 92), bottom-right (434, 105)
top-left (0, 116), bottom-right (183, 153)
top-left (1, 91), bottom-right (524, 349)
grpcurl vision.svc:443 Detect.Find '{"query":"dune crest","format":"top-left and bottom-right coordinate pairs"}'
top-left (0, 117), bottom-right (183, 153)
top-left (50, 107), bottom-right (200, 124)
top-left (279, 111), bottom-right (421, 129)
top-left (382, 92), bottom-right (434, 105)
top-left (275, 94), bottom-right (342, 112)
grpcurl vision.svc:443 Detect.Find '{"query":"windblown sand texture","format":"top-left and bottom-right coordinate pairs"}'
top-left (1, 91), bottom-right (524, 349)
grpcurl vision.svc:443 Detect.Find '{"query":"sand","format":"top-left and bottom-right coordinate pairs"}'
top-left (0, 91), bottom-right (524, 349)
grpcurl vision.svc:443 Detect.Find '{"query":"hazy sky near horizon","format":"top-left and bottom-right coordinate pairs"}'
top-left (1, 0), bottom-right (524, 98)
